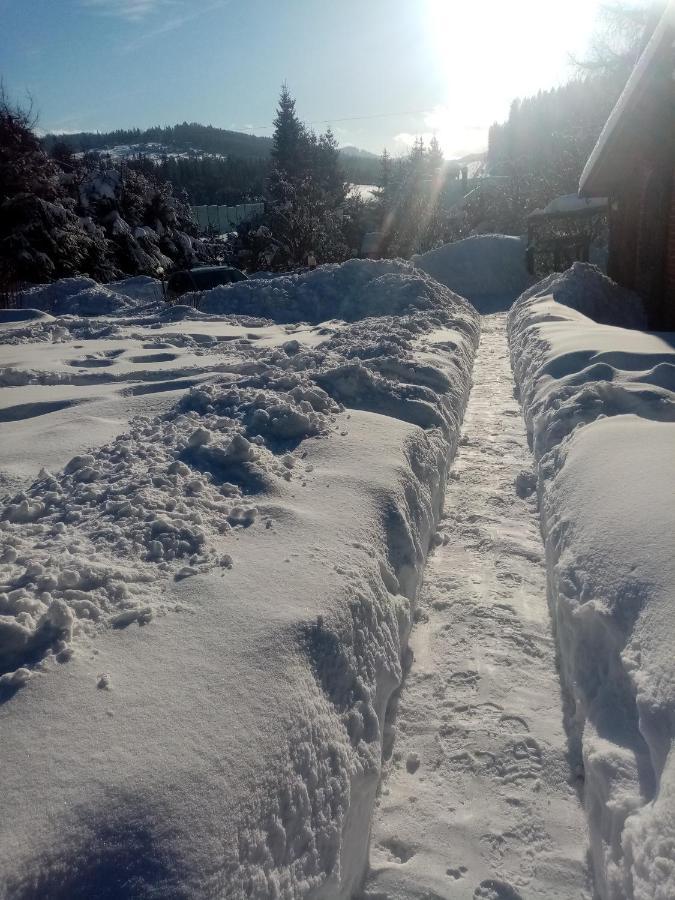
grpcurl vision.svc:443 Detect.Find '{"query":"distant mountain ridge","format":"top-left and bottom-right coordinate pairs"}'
top-left (42, 122), bottom-right (378, 163)
top-left (42, 122), bottom-right (274, 160)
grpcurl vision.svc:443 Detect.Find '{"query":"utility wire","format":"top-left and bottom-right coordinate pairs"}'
top-left (240, 108), bottom-right (433, 131)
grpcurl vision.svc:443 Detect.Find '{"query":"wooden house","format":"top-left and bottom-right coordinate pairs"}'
top-left (579, 0), bottom-right (675, 328)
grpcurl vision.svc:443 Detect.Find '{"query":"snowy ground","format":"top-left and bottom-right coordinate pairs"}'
top-left (2, 249), bottom-right (673, 900)
top-left (509, 265), bottom-right (675, 900)
top-left (0, 260), bottom-right (480, 898)
top-left (364, 314), bottom-right (590, 900)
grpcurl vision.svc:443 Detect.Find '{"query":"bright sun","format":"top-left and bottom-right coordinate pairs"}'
top-left (420, 0), bottom-right (604, 158)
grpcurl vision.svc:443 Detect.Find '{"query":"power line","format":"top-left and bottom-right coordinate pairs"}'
top-left (240, 108), bottom-right (433, 131)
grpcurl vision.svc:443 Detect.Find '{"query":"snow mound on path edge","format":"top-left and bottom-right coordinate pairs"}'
top-left (0, 264), bottom-right (479, 898)
top-left (517, 262), bottom-right (647, 329)
top-left (195, 257), bottom-right (465, 323)
top-left (509, 267), bottom-right (675, 900)
top-left (412, 234), bottom-right (532, 307)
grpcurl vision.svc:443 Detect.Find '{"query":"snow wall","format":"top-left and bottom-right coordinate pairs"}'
top-left (412, 234), bottom-right (532, 311)
top-left (509, 263), bottom-right (675, 900)
top-left (0, 259), bottom-right (479, 898)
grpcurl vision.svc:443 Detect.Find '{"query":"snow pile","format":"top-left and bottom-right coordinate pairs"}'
top-left (509, 266), bottom-right (675, 899)
top-left (196, 257), bottom-right (455, 322)
top-left (20, 277), bottom-right (130, 316)
top-left (107, 275), bottom-right (164, 304)
top-left (517, 262), bottom-right (647, 330)
top-left (0, 263), bottom-right (479, 898)
top-left (412, 234), bottom-right (532, 308)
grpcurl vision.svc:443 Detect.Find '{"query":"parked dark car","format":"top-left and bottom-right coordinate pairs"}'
top-left (166, 266), bottom-right (248, 302)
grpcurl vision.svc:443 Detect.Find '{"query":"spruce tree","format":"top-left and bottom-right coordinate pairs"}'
top-left (270, 84), bottom-right (307, 183)
top-left (428, 135), bottom-right (444, 173)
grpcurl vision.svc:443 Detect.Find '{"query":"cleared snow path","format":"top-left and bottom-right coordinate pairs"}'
top-left (364, 314), bottom-right (590, 899)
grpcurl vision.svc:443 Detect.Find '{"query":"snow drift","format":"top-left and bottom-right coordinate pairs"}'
top-left (412, 234), bottom-right (532, 310)
top-left (0, 261), bottom-right (479, 898)
top-left (20, 277), bottom-right (132, 316)
top-left (196, 257), bottom-right (458, 323)
top-left (509, 264), bottom-right (675, 900)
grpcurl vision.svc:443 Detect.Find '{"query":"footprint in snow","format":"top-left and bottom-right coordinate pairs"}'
top-left (447, 865), bottom-right (468, 880)
top-left (473, 879), bottom-right (523, 900)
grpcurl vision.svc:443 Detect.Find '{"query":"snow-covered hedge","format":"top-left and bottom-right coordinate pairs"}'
top-left (509, 265), bottom-right (675, 900)
top-left (412, 234), bottom-right (532, 307)
top-left (0, 262), bottom-right (479, 898)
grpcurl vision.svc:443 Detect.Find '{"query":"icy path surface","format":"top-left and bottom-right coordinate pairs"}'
top-left (364, 314), bottom-right (590, 900)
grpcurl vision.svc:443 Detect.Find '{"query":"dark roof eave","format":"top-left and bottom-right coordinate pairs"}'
top-left (579, 1), bottom-right (675, 197)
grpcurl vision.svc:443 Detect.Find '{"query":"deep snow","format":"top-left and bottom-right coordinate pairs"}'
top-left (509, 264), bottom-right (675, 900)
top-left (4, 250), bottom-right (673, 900)
top-left (0, 261), bottom-right (479, 897)
top-left (365, 314), bottom-right (590, 899)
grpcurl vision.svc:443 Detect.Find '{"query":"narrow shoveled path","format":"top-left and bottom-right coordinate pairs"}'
top-left (363, 314), bottom-right (591, 900)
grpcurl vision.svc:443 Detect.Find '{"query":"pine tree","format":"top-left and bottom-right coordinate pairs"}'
top-left (270, 84), bottom-right (307, 184)
top-left (380, 148), bottom-right (391, 191)
top-left (315, 128), bottom-right (347, 205)
top-left (428, 135), bottom-right (444, 173)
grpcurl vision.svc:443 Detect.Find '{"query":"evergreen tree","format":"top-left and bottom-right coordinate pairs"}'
top-left (315, 127), bottom-right (347, 205)
top-left (428, 136), bottom-right (444, 174)
top-left (270, 84), bottom-right (308, 184)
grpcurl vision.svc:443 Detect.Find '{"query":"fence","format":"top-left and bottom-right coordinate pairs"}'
top-left (0, 279), bottom-right (29, 311)
top-left (191, 202), bottom-right (265, 235)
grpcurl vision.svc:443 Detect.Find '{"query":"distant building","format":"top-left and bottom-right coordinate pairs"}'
top-left (579, 0), bottom-right (675, 328)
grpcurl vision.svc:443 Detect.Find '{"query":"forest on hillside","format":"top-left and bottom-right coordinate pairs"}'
top-left (41, 122), bottom-right (274, 159)
top-left (42, 121), bottom-right (381, 205)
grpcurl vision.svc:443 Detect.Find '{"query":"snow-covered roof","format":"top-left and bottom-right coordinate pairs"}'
top-left (527, 194), bottom-right (608, 219)
top-left (580, 0), bottom-right (675, 196)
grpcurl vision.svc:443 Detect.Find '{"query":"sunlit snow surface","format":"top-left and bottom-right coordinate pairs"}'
top-left (0, 261), bottom-right (479, 897)
top-left (509, 263), bottom-right (675, 900)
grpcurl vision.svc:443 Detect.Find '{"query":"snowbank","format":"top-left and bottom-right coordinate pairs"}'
top-left (196, 257), bottom-right (455, 323)
top-left (517, 262), bottom-right (647, 330)
top-left (0, 261), bottom-right (479, 897)
top-left (20, 278), bottom-right (131, 317)
top-left (509, 266), bottom-right (675, 900)
top-left (107, 275), bottom-right (164, 304)
top-left (412, 234), bottom-right (532, 310)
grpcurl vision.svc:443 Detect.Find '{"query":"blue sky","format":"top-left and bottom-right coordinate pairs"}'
top-left (1, 0), bottom-right (605, 157)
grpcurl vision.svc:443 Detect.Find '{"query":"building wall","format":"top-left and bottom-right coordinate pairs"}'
top-left (664, 167), bottom-right (675, 328)
top-left (608, 160), bottom-right (674, 329)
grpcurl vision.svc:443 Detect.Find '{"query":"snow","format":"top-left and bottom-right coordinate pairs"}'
top-left (509, 264), bottom-right (675, 899)
top-left (412, 234), bottom-right (532, 312)
top-left (20, 277), bottom-right (131, 316)
top-left (0, 261), bottom-right (479, 897)
top-left (528, 194), bottom-right (608, 218)
top-left (365, 313), bottom-right (590, 899)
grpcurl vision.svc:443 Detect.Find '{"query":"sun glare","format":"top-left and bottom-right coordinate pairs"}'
top-left (423, 0), bottom-right (604, 158)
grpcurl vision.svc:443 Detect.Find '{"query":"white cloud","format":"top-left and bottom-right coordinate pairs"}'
top-left (80, 0), bottom-right (174, 21)
top-left (109, 0), bottom-right (228, 52)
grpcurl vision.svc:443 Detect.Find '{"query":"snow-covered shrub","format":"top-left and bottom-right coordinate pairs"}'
top-left (413, 234), bottom-right (532, 305)
top-left (0, 95), bottom-right (216, 286)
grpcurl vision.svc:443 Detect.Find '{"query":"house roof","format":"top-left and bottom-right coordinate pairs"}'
top-left (579, 0), bottom-right (675, 197)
